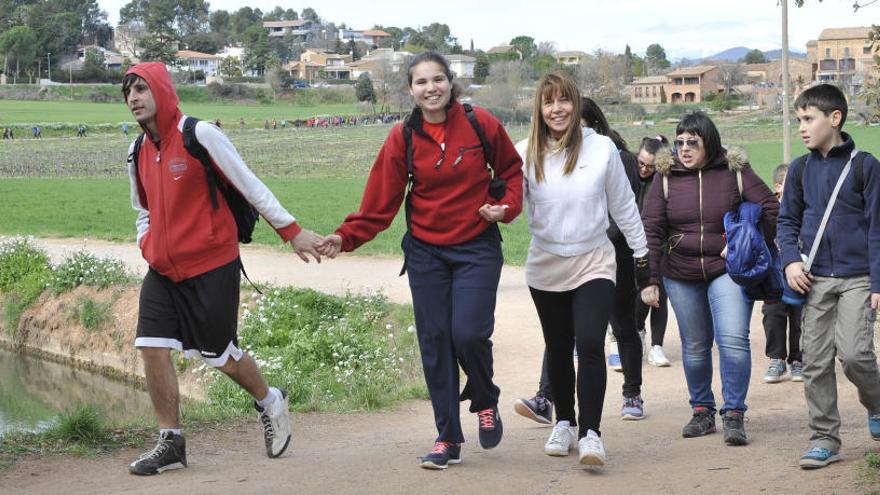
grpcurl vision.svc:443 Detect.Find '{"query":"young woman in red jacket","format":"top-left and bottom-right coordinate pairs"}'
top-left (319, 52), bottom-right (523, 470)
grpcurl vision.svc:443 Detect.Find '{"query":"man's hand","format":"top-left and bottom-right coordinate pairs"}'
top-left (317, 234), bottom-right (343, 259)
top-left (290, 229), bottom-right (322, 263)
top-left (478, 204), bottom-right (506, 223)
top-left (784, 261), bottom-right (813, 294)
top-left (871, 293), bottom-right (880, 311)
top-left (641, 285), bottom-right (660, 308)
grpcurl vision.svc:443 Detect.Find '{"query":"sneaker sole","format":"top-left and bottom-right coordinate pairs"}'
top-left (579, 453), bottom-right (606, 466)
top-left (513, 401), bottom-right (552, 425)
top-left (724, 434), bottom-right (749, 446)
top-left (268, 434), bottom-right (292, 458)
top-left (799, 454), bottom-right (840, 469)
top-left (420, 460), bottom-right (448, 470)
top-left (621, 413), bottom-right (645, 421)
top-left (791, 376), bottom-right (804, 382)
top-left (544, 447), bottom-right (572, 456)
top-left (648, 358), bottom-right (671, 367)
top-left (763, 376), bottom-right (786, 383)
top-left (129, 462), bottom-right (186, 476)
top-left (682, 426), bottom-right (716, 438)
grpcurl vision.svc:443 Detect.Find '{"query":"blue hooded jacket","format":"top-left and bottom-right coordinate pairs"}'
top-left (777, 134), bottom-right (880, 292)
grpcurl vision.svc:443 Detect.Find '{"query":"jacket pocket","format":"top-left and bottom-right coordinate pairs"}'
top-left (667, 233), bottom-right (685, 253)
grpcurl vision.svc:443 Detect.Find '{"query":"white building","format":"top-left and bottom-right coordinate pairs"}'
top-left (447, 54), bottom-right (476, 79)
top-left (174, 50), bottom-right (220, 76)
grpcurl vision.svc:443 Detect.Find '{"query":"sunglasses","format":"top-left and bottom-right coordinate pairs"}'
top-left (673, 138), bottom-right (700, 149)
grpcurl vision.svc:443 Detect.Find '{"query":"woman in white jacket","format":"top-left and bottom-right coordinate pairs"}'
top-left (516, 72), bottom-right (649, 467)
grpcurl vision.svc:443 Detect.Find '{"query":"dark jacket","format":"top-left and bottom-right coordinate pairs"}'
top-left (636, 173), bottom-right (656, 212)
top-left (642, 147), bottom-right (779, 285)
top-left (607, 149), bottom-right (640, 243)
top-left (777, 134), bottom-right (880, 292)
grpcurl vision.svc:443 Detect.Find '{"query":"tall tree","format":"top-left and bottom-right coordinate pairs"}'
top-left (509, 35), bottom-right (537, 60)
top-left (624, 44), bottom-right (634, 83)
top-left (473, 52), bottom-right (489, 83)
top-left (356, 72), bottom-right (376, 112)
top-left (645, 43), bottom-right (671, 74)
top-left (0, 25), bottom-right (37, 82)
top-left (301, 7), bottom-right (320, 23)
top-left (242, 24), bottom-right (272, 75)
top-left (741, 48), bottom-right (768, 64)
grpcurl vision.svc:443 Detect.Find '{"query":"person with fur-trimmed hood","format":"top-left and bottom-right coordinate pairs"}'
top-left (640, 111), bottom-right (778, 446)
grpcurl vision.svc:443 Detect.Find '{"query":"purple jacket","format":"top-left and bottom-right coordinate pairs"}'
top-left (641, 147), bottom-right (779, 285)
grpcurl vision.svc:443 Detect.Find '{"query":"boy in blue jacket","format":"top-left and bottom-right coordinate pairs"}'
top-left (777, 83), bottom-right (880, 469)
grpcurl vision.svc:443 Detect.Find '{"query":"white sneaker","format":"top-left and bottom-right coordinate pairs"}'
top-left (578, 433), bottom-right (606, 467)
top-left (544, 422), bottom-right (578, 456)
top-left (648, 345), bottom-right (671, 367)
top-left (256, 387), bottom-right (292, 458)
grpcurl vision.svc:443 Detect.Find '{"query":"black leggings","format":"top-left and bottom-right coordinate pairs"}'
top-left (607, 238), bottom-right (643, 397)
top-left (635, 281), bottom-right (668, 346)
top-left (530, 278), bottom-right (615, 438)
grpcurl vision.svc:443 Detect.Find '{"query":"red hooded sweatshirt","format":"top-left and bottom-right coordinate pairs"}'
top-left (126, 63), bottom-right (301, 282)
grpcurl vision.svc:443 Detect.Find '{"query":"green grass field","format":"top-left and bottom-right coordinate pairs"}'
top-left (0, 99), bottom-right (361, 127)
top-left (1, 117), bottom-right (879, 265)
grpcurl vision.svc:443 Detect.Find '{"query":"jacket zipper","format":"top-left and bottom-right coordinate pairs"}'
top-left (698, 169), bottom-right (708, 281)
top-left (155, 138), bottom-right (180, 280)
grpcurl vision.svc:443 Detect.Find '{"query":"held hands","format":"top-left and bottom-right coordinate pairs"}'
top-left (478, 204), bottom-right (507, 223)
top-left (784, 262), bottom-right (813, 294)
top-left (641, 285), bottom-right (660, 308)
top-left (317, 234), bottom-right (343, 259)
top-left (290, 229), bottom-right (323, 263)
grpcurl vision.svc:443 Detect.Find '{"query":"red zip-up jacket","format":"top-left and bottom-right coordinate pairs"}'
top-left (336, 103), bottom-right (523, 251)
top-left (126, 63), bottom-right (301, 282)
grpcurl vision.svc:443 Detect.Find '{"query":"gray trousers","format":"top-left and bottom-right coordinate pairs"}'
top-left (802, 275), bottom-right (880, 451)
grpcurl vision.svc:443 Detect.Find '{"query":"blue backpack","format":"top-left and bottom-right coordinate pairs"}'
top-left (723, 201), bottom-right (784, 302)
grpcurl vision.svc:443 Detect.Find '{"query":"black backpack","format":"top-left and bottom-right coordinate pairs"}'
top-left (129, 117), bottom-right (259, 244)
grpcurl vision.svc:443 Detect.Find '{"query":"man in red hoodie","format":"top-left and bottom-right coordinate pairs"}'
top-left (123, 62), bottom-right (322, 475)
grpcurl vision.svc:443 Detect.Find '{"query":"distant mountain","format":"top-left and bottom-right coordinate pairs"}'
top-left (678, 46), bottom-right (807, 65)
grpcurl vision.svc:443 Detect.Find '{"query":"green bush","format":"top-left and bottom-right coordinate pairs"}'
top-left (44, 404), bottom-right (112, 446)
top-left (0, 237), bottom-right (50, 330)
top-left (48, 250), bottom-right (132, 294)
top-left (71, 295), bottom-right (115, 330)
top-left (198, 288), bottom-right (424, 415)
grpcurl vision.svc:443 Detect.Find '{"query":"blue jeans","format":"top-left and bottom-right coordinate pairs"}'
top-left (664, 274), bottom-right (753, 414)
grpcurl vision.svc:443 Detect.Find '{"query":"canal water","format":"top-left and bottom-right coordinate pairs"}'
top-left (0, 347), bottom-right (153, 436)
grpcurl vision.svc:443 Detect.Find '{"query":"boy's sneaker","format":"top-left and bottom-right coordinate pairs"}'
top-left (763, 359), bottom-right (787, 383)
top-left (419, 441), bottom-right (461, 470)
top-left (790, 360), bottom-right (804, 382)
top-left (255, 387), bottom-right (292, 458)
top-left (129, 431), bottom-right (187, 475)
top-left (621, 395), bottom-right (645, 421)
top-left (577, 433), bottom-right (606, 467)
top-left (722, 410), bottom-right (748, 446)
top-left (608, 342), bottom-right (622, 371)
top-left (682, 406), bottom-right (716, 438)
top-left (869, 412), bottom-right (880, 441)
top-left (514, 395), bottom-right (553, 425)
top-left (799, 447), bottom-right (841, 469)
top-left (477, 407), bottom-right (503, 449)
top-left (544, 422), bottom-right (578, 456)
top-left (648, 345), bottom-right (671, 367)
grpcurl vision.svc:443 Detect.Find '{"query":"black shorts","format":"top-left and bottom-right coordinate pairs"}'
top-left (136, 258), bottom-right (243, 368)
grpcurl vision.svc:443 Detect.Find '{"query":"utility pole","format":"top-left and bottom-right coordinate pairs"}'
top-left (781, 0), bottom-right (792, 163)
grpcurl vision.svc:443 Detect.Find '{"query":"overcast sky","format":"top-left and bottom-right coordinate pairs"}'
top-left (97, 0), bottom-right (876, 60)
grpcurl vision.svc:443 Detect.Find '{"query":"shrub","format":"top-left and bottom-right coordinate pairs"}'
top-left (0, 237), bottom-right (50, 330)
top-left (44, 404), bottom-right (112, 446)
top-left (48, 250), bottom-right (131, 294)
top-left (199, 288), bottom-right (423, 414)
top-left (71, 295), bottom-right (115, 330)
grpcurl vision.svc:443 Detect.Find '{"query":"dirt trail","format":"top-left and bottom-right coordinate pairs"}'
top-left (2, 238), bottom-right (877, 494)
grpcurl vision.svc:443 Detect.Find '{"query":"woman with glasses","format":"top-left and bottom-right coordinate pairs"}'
top-left (640, 112), bottom-right (778, 446)
top-left (634, 136), bottom-right (672, 367)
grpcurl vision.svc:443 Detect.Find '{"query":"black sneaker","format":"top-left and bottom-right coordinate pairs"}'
top-left (513, 395), bottom-right (553, 425)
top-left (682, 406), bottom-right (716, 438)
top-left (722, 410), bottom-right (748, 446)
top-left (419, 441), bottom-right (462, 470)
top-left (129, 431), bottom-right (187, 476)
top-left (477, 407), bottom-right (503, 449)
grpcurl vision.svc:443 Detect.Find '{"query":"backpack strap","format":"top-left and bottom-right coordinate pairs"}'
top-left (462, 103), bottom-right (495, 174)
top-left (182, 116), bottom-right (221, 210)
top-left (128, 132), bottom-right (145, 175)
top-left (853, 151), bottom-right (868, 193)
top-left (400, 121), bottom-right (415, 277)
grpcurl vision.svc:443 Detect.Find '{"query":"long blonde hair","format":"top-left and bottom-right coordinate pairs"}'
top-left (525, 72), bottom-right (583, 183)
